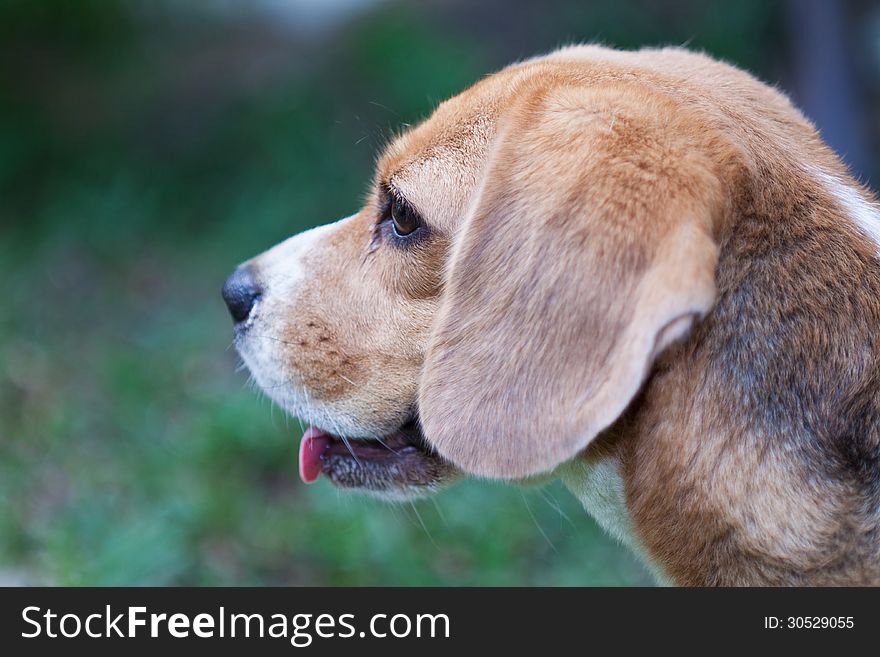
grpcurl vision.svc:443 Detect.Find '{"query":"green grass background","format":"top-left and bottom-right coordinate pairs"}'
top-left (0, 0), bottom-right (792, 585)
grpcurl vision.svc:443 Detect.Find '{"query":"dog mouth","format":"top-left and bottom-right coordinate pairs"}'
top-left (298, 419), bottom-right (458, 498)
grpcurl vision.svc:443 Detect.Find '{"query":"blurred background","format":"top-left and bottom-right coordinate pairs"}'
top-left (1, 0), bottom-right (878, 586)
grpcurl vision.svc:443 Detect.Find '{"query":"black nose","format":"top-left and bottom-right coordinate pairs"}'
top-left (222, 266), bottom-right (262, 324)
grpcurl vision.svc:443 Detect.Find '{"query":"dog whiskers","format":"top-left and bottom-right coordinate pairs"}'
top-left (247, 332), bottom-right (303, 347)
top-left (329, 417), bottom-right (362, 466)
top-left (521, 491), bottom-right (558, 554)
top-left (372, 435), bottom-right (401, 456)
top-left (409, 501), bottom-right (439, 549)
top-left (537, 488), bottom-right (574, 527)
top-left (429, 497), bottom-right (452, 532)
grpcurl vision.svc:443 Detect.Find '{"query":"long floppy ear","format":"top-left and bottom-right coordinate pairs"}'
top-left (418, 83), bottom-right (723, 479)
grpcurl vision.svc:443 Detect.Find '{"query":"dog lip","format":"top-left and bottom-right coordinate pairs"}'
top-left (318, 420), bottom-right (431, 461)
top-left (298, 418), bottom-right (452, 491)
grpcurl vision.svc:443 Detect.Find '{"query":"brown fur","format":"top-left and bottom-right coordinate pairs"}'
top-left (232, 46), bottom-right (880, 585)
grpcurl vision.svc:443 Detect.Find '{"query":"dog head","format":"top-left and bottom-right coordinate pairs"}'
top-left (222, 46), bottom-right (727, 500)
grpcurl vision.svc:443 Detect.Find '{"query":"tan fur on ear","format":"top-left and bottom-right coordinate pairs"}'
top-left (419, 81), bottom-right (723, 478)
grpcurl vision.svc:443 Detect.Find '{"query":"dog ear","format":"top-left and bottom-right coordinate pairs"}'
top-left (418, 84), bottom-right (723, 478)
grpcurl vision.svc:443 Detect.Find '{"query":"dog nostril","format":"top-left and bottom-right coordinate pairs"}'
top-left (222, 266), bottom-right (262, 324)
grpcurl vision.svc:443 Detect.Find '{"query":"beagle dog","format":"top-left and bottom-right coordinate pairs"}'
top-left (222, 45), bottom-right (880, 586)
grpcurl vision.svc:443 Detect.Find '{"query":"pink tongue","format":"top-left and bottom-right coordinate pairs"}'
top-left (299, 426), bottom-right (332, 484)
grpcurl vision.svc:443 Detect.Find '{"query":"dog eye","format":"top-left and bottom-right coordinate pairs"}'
top-left (389, 195), bottom-right (419, 237)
